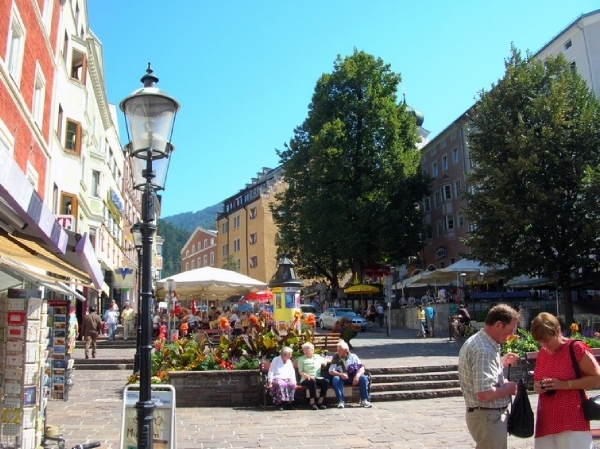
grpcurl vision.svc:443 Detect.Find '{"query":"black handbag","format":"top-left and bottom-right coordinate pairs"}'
top-left (507, 376), bottom-right (535, 438)
top-left (568, 340), bottom-right (600, 420)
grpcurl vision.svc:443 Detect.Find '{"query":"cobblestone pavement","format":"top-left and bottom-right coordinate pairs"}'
top-left (46, 328), bottom-right (600, 448)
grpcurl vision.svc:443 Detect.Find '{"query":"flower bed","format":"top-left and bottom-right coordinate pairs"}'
top-left (127, 309), bottom-right (319, 385)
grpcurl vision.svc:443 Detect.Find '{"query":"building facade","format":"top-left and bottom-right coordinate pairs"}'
top-left (180, 227), bottom-right (217, 272)
top-left (216, 167), bottom-right (285, 283)
top-left (419, 9), bottom-right (600, 269)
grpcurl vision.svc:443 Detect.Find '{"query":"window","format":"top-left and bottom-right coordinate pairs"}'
top-left (570, 61), bottom-right (577, 72)
top-left (444, 214), bottom-right (455, 231)
top-left (7, 9), bottom-right (25, 83)
top-left (425, 225), bottom-right (433, 239)
top-left (191, 260), bottom-right (195, 269)
top-left (26, 162), bottom-right (38, 191)
top-left (442, 155), bottom-right (448, 171)
top-left (42, 0), bottom-right (53, 32)
top-left (185, 250), bottom-right (189, 257)
top-left (222, 222), bottom-right (228, 234)
top-left (204, 238), bottom-right (208, 248)
top-left (233, 238), bottom-right (240, 252)
top-left (185, 262), bottom-right (189, 271)
top-left (70, 49), bottom-right (87, 84)
top-left (440, 141), bottom-right (446, 149)
top-left (192, 244), bottom-right (195, 253)
top-left (233, 215), bottom-right (240, 229)
top-left (249, 256), bottom-right (258, 268)
top-left (32, 68), bottom-right (45, 127)
top-left (436, 220), bottom-right (443, 236)
top-left (62, 31), bottom-right (68, 64)
top-left (442, 185), bottom-right (452, 201)
top-left (65, 119), bottom-right (81, 154)
top-left (56, 105), bottom-right (63, 141)
top-left (222, 244), bottom-right (229, 257)
top-left (450, 132), bottom-right (457, 142)
top-left (210, 252), bottom-right (214, 266)
top-left (564, 39), bottom-right (572, 50)
top-left (431, 162), bottom-right (438, 177)
top-left (90, 170), bottom-right (100, 197)
top-left (434, 191), bottom-right (441, 208)
top-left (452, 147), bottom-right (459, 164)
top-left (89, 227), bottom-right (97, 250)
top-left (204, 255), bottom-right (208, 266)
top-left (423, 197), bottom-right (431, 212)
top-left (60, 193), bottom-right (77, 227)
top-left (458, 211), bottom-right (464, 227)
top-left (249, 207), bottom-right (257, 219)
top-left (249, 233), bottom-right (257, 245)
top-left (454, 179), bottom-right (462, 198)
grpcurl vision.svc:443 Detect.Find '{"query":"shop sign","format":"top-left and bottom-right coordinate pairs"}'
top-left (114, 267), bottom-right (135, 289)
top-left (120, 385), bottom-right (176, 449)
top-left (56, 215), bottom-right (75, 231)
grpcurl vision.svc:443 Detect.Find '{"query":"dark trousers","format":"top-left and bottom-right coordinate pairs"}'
top-left (300, 378), bottom-right (329, 399)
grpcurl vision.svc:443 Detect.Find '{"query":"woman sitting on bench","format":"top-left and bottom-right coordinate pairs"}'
top-left (267, 346), bottom-right (297, 411)
top-left (298, 342), bottom-right (329, 410)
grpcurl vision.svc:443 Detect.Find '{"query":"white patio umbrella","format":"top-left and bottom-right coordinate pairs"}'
top-left (156, 266), bottom-right (267, 300)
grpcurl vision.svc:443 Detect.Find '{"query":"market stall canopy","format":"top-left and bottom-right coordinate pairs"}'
top-left (156, 266), bottom-right (267, 300)
top-left (344, 283), bottom-right (380, 295)
top-left (505, 275), bottom-right (553, 288)
top-left (244, 290), bottom-right (273, 303)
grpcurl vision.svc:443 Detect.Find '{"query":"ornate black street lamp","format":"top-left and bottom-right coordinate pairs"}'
top-left (120, 63), bottom-right (179, 449)
top-left (131, 221), bottom-right (143, 374)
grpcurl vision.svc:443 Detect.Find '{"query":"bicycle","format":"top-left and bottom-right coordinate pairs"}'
top-left (450, 316), bottom-right (478, 339)
top-left (42, 431), bottom-right (100, 449)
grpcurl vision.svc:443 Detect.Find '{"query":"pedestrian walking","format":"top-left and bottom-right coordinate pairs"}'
top-left (376, 303), bottom-right (384, 327)
top-left (104, 303), bottom-right (119, 341)
top-left (425, 303), bottom-right (435, 337)
top-left (458, 304), bottom-right (520, 449)
top-left (121, 302), bottom-right (135, 340)
top-left (81, 307), bottom-right (102, 359)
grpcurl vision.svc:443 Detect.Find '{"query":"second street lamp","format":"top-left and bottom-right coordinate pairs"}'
top-left (120, 63), bottom-right (179, 449)
top-left (131, 222), bottom-right (143, 374)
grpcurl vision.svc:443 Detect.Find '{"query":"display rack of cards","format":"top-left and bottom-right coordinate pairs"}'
top-left (0, 288), bottom-right (47, 449)
top-left (47, 299), bottom-right (74, 402)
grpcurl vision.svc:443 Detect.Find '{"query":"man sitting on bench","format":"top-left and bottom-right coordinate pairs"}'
top-left (328, 341), bottom-right (372, 409)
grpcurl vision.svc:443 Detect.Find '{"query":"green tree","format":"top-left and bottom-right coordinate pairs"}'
top-left (465, 46), bottom-right (600, 327)
top-left (221, 254), bottom-right (240, 272)
top-left (272, 49), bottom-right (430, 291)
top-left (157, 219), bottom-right (191, 278)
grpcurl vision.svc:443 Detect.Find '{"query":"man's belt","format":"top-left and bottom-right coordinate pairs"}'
top-left (467, 406), bottom-right (507, 412)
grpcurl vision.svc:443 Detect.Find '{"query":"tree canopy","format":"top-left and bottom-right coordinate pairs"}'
top-left (465, 46), bottom-right (600, 326)
top-left (272, 49), bottom-right (430, 291)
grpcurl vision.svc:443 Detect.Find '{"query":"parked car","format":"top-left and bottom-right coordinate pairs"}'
top-left (319, 308), bottom-right (367, 332)
top-left (299, 304), bottom-right (321, 321)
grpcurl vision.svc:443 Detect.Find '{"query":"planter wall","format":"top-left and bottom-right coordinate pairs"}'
top-left (169, 369), bottom-right (259, 407)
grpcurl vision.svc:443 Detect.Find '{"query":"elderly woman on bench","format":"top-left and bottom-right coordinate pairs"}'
top-left (298, 342), bottom-right (330, 410)
top-left (329, 340), bottom-right (372, 408)
top-left (267, 346), bottom-right (297, 411)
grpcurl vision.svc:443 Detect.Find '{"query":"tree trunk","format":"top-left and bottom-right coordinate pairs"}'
top-left (563, 286), bottom-right (574, 331)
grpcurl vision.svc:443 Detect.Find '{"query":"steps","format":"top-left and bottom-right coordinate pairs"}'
top-left (75, 358), bottom-right (134, 370)
top-left (369, 365), bottom-right (461, 401)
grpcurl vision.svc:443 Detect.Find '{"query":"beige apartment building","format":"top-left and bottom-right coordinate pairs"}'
top-left (216, 167), bottom-right (285, 283)
top-left (180, 228), bottom-right (217, 272)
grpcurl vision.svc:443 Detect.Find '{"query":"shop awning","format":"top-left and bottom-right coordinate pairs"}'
top-left (0, 257), bottom-right (85, 300)
top-left (0, 232), bottom-right (94, 287)
top-left (41, 281), bottom-right (86, 301)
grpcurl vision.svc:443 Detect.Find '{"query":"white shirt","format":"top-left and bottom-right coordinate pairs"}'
top-left (267, 356), bottom-right (296, 381)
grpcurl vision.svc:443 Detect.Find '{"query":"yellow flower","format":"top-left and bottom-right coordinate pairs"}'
top-left (570, 323), bottom-right (579, 332)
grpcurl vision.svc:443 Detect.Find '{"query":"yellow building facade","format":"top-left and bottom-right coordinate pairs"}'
top-left (216, 167), bottom-right (286, 283)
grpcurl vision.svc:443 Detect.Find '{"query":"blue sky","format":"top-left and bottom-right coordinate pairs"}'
top-left (87, 1), bottom-right (597, 217)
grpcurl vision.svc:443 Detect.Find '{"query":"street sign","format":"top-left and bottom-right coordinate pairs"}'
top-left (120, 385), bottom-right (176, 449)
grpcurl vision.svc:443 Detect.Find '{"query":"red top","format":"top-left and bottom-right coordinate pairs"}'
top-left (534, 339), bottom-right (590, 438)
